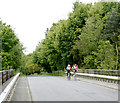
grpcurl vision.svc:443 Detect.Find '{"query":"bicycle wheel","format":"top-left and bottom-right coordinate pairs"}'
top-left (74, 73), bottom-right (76, 80)
top-left (68, 73), bottom-right (70, 80)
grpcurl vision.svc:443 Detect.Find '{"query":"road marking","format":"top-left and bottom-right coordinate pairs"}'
top-left (26, 77), bottom-right (33, 103)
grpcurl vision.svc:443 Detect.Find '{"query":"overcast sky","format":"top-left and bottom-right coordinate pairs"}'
top-left (0, 0), bottom-right (112, 54)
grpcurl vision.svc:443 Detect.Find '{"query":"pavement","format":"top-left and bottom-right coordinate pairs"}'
top-left (11, 77), bottom-right (32, 101)
top-left (11, 75), bottom-right (118, 102)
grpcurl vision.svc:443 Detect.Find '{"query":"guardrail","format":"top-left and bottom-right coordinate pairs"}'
top-left (0, 69), bottom-right (13, 85)
top-left (78, 69), bottom-right (120, 77)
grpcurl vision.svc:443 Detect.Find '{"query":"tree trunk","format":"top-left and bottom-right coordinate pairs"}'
top-left (116, 42), bottom-right (118, 70)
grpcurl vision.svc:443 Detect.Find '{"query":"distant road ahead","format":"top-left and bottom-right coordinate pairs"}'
top-left (27, 75), bottom-right (118, 101)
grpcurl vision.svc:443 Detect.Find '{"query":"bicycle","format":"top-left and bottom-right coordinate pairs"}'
top-left (73, 70), bottom-right (77, 80)
top-left (67, 70), bottom-right (71, 80)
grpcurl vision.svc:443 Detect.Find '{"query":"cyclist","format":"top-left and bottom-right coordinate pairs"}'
top-left (66, 64), bottom-right (71, 80)
top-left (72, 64), bottom-right (78, 80)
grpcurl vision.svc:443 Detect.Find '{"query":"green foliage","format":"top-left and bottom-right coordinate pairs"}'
top-left (74, 1), bottom-right (119, 70)
top-left (31, 1), bottom-right (120, 73)
top-left (0, 20), bottom-right (24, 71)
top-left (84, 55), bottom-right (96, 69)
top-left (104, 9), bottom-right (120, 42)
top-left (23, 53), bottom-right (41, 75)
top-left (92, 40), bottom-right (116, 69)
top-left (104, 6), bottom-right (120, 70)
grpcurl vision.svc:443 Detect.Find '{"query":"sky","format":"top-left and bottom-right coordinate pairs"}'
top-left (0, 0), bottom-right (110, 54)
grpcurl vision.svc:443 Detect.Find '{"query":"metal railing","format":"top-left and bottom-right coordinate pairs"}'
top-left (0, 69), bottom-right (13, 85)
top-left (78, 69), bottom-right (120, 77)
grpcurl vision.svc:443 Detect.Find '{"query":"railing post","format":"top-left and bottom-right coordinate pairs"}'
top-left (0, 71), bottom-right (2, 93)
top-left (0, 72), bottom-right (2, 85)
top-left (7, 70), bottom-right (8, 81)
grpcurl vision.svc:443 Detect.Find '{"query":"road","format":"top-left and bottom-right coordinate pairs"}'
top-left (11, 75), bottom-right (118, 102)
top-left (26, 75), bottom-right (118, 101)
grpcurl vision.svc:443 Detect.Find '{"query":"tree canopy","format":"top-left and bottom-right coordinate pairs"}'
top-left (0, 20), bottom-right (24, 70)
top-left (32, 1), bottom-right (120, 73)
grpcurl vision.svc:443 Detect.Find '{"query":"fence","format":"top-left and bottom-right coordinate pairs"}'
top-left (78, 69), bottom-right (120, 77)
top-left (0, 69), bottom-right (13, 85)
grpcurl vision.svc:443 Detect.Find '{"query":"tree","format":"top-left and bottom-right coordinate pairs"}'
top-left (104, 9), bottom-right (120, 70)
top-left (74, 2), bottom-right (105, 68)
top-left (92, 40), bottom-right (116, 69)
top-left (1, 20), bottom-right (24, 70)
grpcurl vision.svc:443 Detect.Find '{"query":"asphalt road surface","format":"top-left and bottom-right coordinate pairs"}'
top-left (26, 75), bottom-right (118, 101)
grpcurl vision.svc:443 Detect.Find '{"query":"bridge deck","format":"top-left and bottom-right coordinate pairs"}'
top-left (11, 75), bottom-right (118, 101)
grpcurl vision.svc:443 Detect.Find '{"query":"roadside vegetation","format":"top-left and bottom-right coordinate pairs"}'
top-left (1, 1), bottom-right (120, 75)
top-left (0, 20), bottom-right (24, 71)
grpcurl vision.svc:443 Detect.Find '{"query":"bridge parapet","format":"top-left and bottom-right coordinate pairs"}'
top-left (78, 69), bottom-right (120, 77)
top-left (71, 72), bottom-right (120, 84)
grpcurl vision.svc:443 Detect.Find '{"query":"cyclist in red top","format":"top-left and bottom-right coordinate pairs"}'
top-left (72, 64), bottom-right (78, 72)
top-left (72, 64), bottom-right (78, 80)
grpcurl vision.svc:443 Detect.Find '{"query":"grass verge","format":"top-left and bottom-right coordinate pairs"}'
top-left (33, 70), bottom-right (66, 77)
